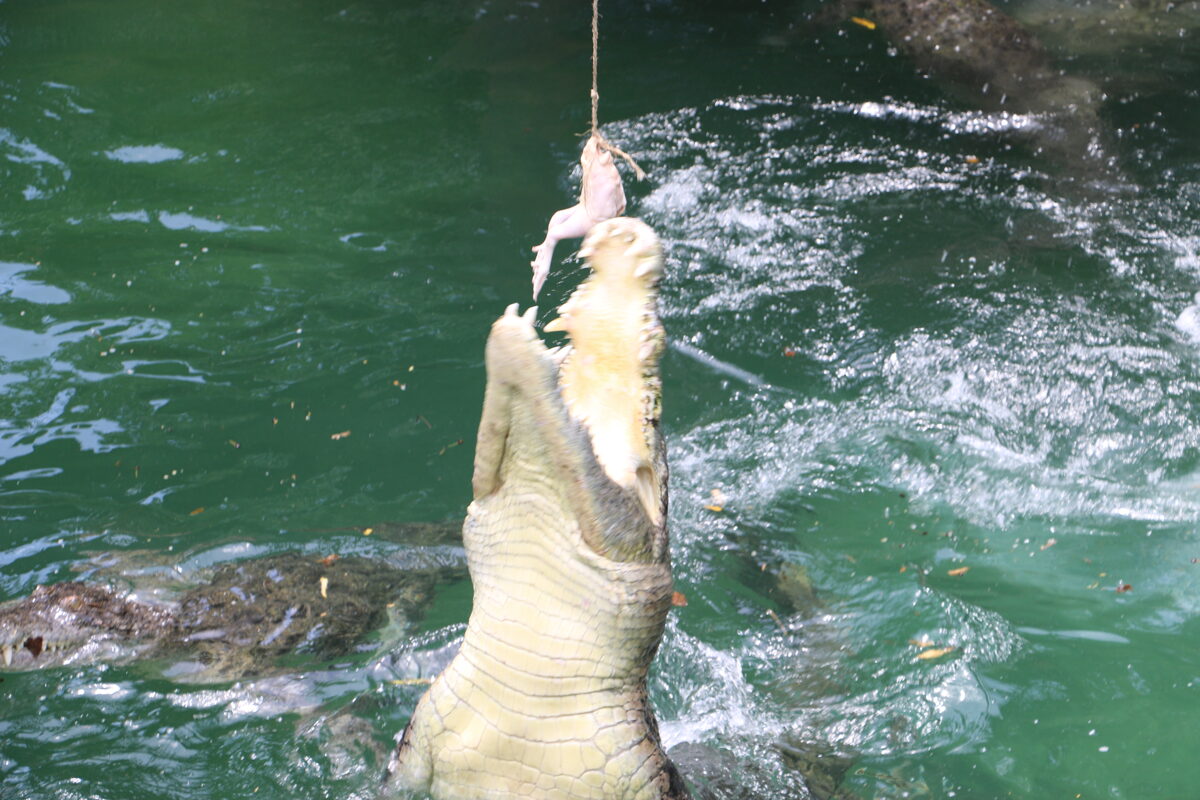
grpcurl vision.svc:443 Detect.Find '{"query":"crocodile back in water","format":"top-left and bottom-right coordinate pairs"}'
top-left (387, 218), bottom-right (688, 799)
top-left (0, 551), bottom-right (449, 681)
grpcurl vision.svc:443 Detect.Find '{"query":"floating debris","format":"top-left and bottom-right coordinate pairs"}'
top-left (390, 677), bottom-right (434, 686)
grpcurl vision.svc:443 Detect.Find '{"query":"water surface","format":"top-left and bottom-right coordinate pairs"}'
top-left (2, 1), bottom-right (1199, 798)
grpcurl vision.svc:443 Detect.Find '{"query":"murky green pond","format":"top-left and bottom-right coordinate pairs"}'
top-left (3, 1), bottom-right (1199, 798)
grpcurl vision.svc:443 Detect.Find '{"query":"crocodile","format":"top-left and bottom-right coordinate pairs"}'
top-left (0, 549), bottom-right (457, 682)
top-left (812, 0), bottom-right (1115, 176)
top-left (386, 216), bottom-right (688, 800)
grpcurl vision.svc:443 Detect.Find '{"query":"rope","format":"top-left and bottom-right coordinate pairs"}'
top-left (591, 0), bottom-right (600, 135)
top-left (589, 0), bottom-right (645, 181)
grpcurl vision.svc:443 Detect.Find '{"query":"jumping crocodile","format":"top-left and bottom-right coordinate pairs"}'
top-left (0, 547), bottom-right (460, 682)
top-left (1, 216), bottom-right (855, 797)
top-left (386, 216), bottom-right (689, 799)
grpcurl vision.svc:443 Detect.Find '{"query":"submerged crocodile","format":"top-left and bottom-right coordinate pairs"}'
top-left (0, 549), bottom-right (457, 682)
top-left (812, 0), bottom-right (1115, 176)
top-left (386, 217), bottom-right (689, 799)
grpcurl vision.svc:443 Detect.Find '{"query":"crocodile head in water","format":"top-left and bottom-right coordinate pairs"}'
top-left (0, 582), bottom-right (173, 670)
top-left (387, 217), bottom-right (688, 799)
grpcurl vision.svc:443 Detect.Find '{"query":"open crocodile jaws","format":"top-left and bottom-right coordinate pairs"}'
top-left (387, 217), bottom-right (688, 799)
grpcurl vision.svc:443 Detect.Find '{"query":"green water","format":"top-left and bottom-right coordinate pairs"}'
top-left (2, 0), bottom-right (1200, 797)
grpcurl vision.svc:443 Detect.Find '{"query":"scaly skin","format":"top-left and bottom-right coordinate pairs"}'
top-left (0, 582), bottom-right (172, 670)
top-left (387, 217), bottom-right (688, 800)
top-left (0, 552), bottom-right (452, 681)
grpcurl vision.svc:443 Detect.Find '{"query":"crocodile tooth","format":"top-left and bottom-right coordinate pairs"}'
top-left (633, 258), bottom-right (657, 278)
top-left (577, 244), bottom-right (594, 259)
top-left (543, 316), bottom-right (567, 332)
top-left (504, 302), bottom-right (519, 317)
top-left (2, 644), bottom-right (11, 667)
top-left (522, 306), bottom-right (538, 324)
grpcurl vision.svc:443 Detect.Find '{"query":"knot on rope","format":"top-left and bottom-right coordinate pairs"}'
top-left (591, 132), bottom-right (646, 182)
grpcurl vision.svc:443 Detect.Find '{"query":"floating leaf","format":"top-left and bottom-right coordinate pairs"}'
top-left (331, 430), bottom-right (351, 440)
top-left (228, 439), bottom-right (240, 449)
top-left (908, 639), bottom-right (935, 648)
top-left (1116, 583), bottom-right (1133, 593)
top-left (319, 576), bottom-right (329, 598)
top-left (916, 647), bottom-right (956, 660)
top-left (390, 677), bottom-right (434, 686)
top-left (318, 554), bottom-right (339, 566)
top-left (965, 155), bottom-right (981, 165)
top-left (363, 527), bottom-right (374, 536)
top-left (671, 591), bottom-right (688, 607)
top-left (947, 566), bottom-right (970, 577)
top-left (189, 507), bottom-right (205, 516)
top-left (709, 488), bottom-right (728, 505)
top-left (850, 16), bottom-right (876, 29)
top-left (1040, 538), bottom-right (1057, 551)
top-left (704, 504), bottom-right (724, 513)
